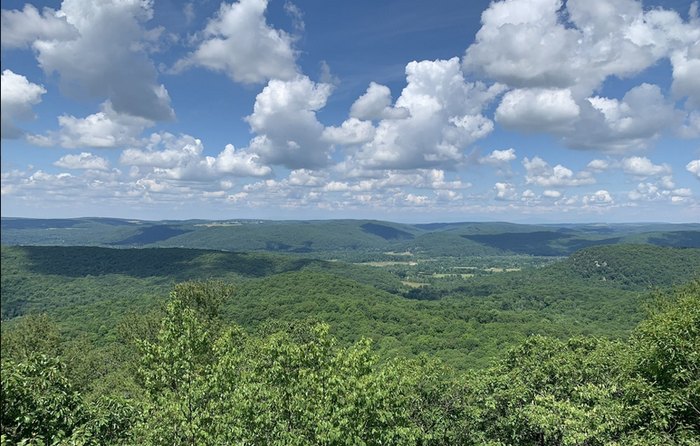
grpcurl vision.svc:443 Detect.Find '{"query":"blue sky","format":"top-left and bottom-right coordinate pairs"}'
top-left (1, 0), bottom-right (699, 223)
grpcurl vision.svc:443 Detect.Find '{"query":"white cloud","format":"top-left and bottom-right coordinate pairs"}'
top-left (216, 144), bottom-right (272, 177)
top-left (120, 133), bottom-right (271, 180)
top-left (246, 75), bottom-right (333, 169)
top-left (586, 159), bottom-right (610, 171)
top-left (492, 84), bottom-right (678, 153)
top-left (352, 58), bottom-right (504, 169)
top-left (670, 46), bottom-right (700, 108)
top-left (464, 0), bottom-right (698, 95)
top-left (583, 189), bottom-right (614, 206)
top-left (687, 159), bottom-right (700, 179)
top-left (522, 156), bottom-right (595, 187)
top-left (227, 192), bottom-right (249, 203)
top-left (54, 152), bottom-right (110, 170)
top-left (322, 118), bottom-right (375, 145)
top-left (569, 84), bottom-right (678, 152)
top-left (323, 168), bottom-right (467, 194)
top-left (672, 187), bottom-right (692, 197)
top-left (495, 88), bottom-right (580, 132)
top-left (543, 189), bottom-right (561, 198)
top-left (175, 0), bottom-right (298, 84)
top-left (628, 180), bottom-right (693, 203)
top-left (349, 82), bottom-right (409, 121)
top-left (621, 156), bottom-right (671, 177)
top-left (494, 182), bottom-right (517, 200)
top-left (1, 4), bottom-right (78, 49)
top-left (0, 70), bottom-right (46, 138)
top-left (287, 169), bottom-right (327, 187)
top-left (2, 168), bottom-right (126, 203)
top-left (521, 189), bottom-right (536, 199)
top-left (464, 0), bottom-right (697, 152)
top-left (404, 193), bottom-right (429, 205)
top-left (464, 0), bottom-right (582, 89)
top-left (30, 0), bottom-right (174, 121)
top-left (480, 148), bottom-right (516, 165)
top-left (45, 101), bottom-right (154, 149)
top-left (121, 133), bottom-right (203, 168)
top-left (634, 183), bottom-right (659, 202)
top-left (678, 110), bottom-right (700, 139)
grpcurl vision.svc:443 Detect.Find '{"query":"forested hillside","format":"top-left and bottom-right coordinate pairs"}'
top-left (2, 280), bottom-right (698, 445)
top-left (3, 244), bottom-right (698, 369)
top-left (2, 230), bottom-right (699, 444)
top-left (3, 218), bottom-right (699, 259)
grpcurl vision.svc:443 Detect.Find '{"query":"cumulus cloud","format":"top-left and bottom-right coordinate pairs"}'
top-left (175, 0), bottom-right (298, 84)
top-left (1, 4), bottom-right (78, 48)
top-left (586, 159), bottom-right (610, 171)
top-left (670, 46), bottom-right (700, 108)
top-left (120, 132), bottom-right (271, 180)
top-left (480, 148), bottom-right (516, 165)
top-left (236, 166), bottom-right (469, 212)
top-left (27, 0), bottom-right (174, 121)
top-left (464, 0), bottom-right (698, 152)
top-left (583, 189), bottom-right (614, 206)
top-left (322, 118), bottom-right (375, 146)
top-left (522, 156), bottom-right (596, 187)
top-left (36, 101), bottom-right (154, 149)
top-left (216, 144), bottom-right (273, 177)
top-left (687, 159), bottom-right (700, 179)
top-left (464, 0), bottom-right (698, 94)
top-left (351, 58), bottom-right (504, 170)
top-left (495, 88), bottom-right (580, 132)
top-left (1, 168), bottom-right (125, 204)
top-left (0, 70), bottom-right (46, 138)
top-left (495, 84), bottom-right (679, 153)
top-left (54, 152), bottom-right (110, 170)
top-left (621, 156), bottom-right (672, 177)
top-left (121, 133), bottom-right (203, 168)
top-left (628, 179), bottom-right (693, 203)
top-left (569, 84), bottom-right (678, 152)
top-left (494, 182), bottom-right (517, 200)
top-left (246, 75), bottom-right (333, 169)
top-left (349, 82), bottom-right (409, 121)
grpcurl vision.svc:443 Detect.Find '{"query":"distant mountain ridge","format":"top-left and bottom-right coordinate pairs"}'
top-left (2, 217), bottom-right (699, 258)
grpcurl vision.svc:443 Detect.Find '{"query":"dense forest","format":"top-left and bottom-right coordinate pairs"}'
top-left (1, 219), bottom-right (699, 444)
top-left (4, 244), bottom-right (699, 369)
top-left (3, 218), bottom-right (700, 260)
top-left (2, 280), bottom-right (698, 444)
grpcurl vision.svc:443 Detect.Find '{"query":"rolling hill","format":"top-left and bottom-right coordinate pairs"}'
top-left (3, 243), bottom-right (698, 369)
top-left (2, 217), bottom-right (699, 259)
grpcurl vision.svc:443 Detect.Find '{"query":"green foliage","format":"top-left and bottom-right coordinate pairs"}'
top-left (134, 283), bottom-right (423, 445)
top-left (6, 244), bottom-right (694, 370)
top-left (1, 355), bottom-right (81, 443)
top-left (1, 281), bottom-right (698, 444)
top-left (632, 281), bottom-right (700, 438)
top-left (0, 354), bottom-right (136, 445)
top-left (564, 244), bottom-right (700, 289)
top-left (0, 314), bottom-right (62, 362)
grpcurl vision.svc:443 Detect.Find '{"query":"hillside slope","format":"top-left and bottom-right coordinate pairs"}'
top-left (3, 217), bottom-right (699, 258)
top-left (4, 244), bottom-right (698, 369)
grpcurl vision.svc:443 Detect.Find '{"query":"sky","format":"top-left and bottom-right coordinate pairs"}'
top-left (1, 0), bottom-right (699, 223)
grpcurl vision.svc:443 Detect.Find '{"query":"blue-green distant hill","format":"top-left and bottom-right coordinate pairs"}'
top-left (3, 217), bottom-right (699, 258)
